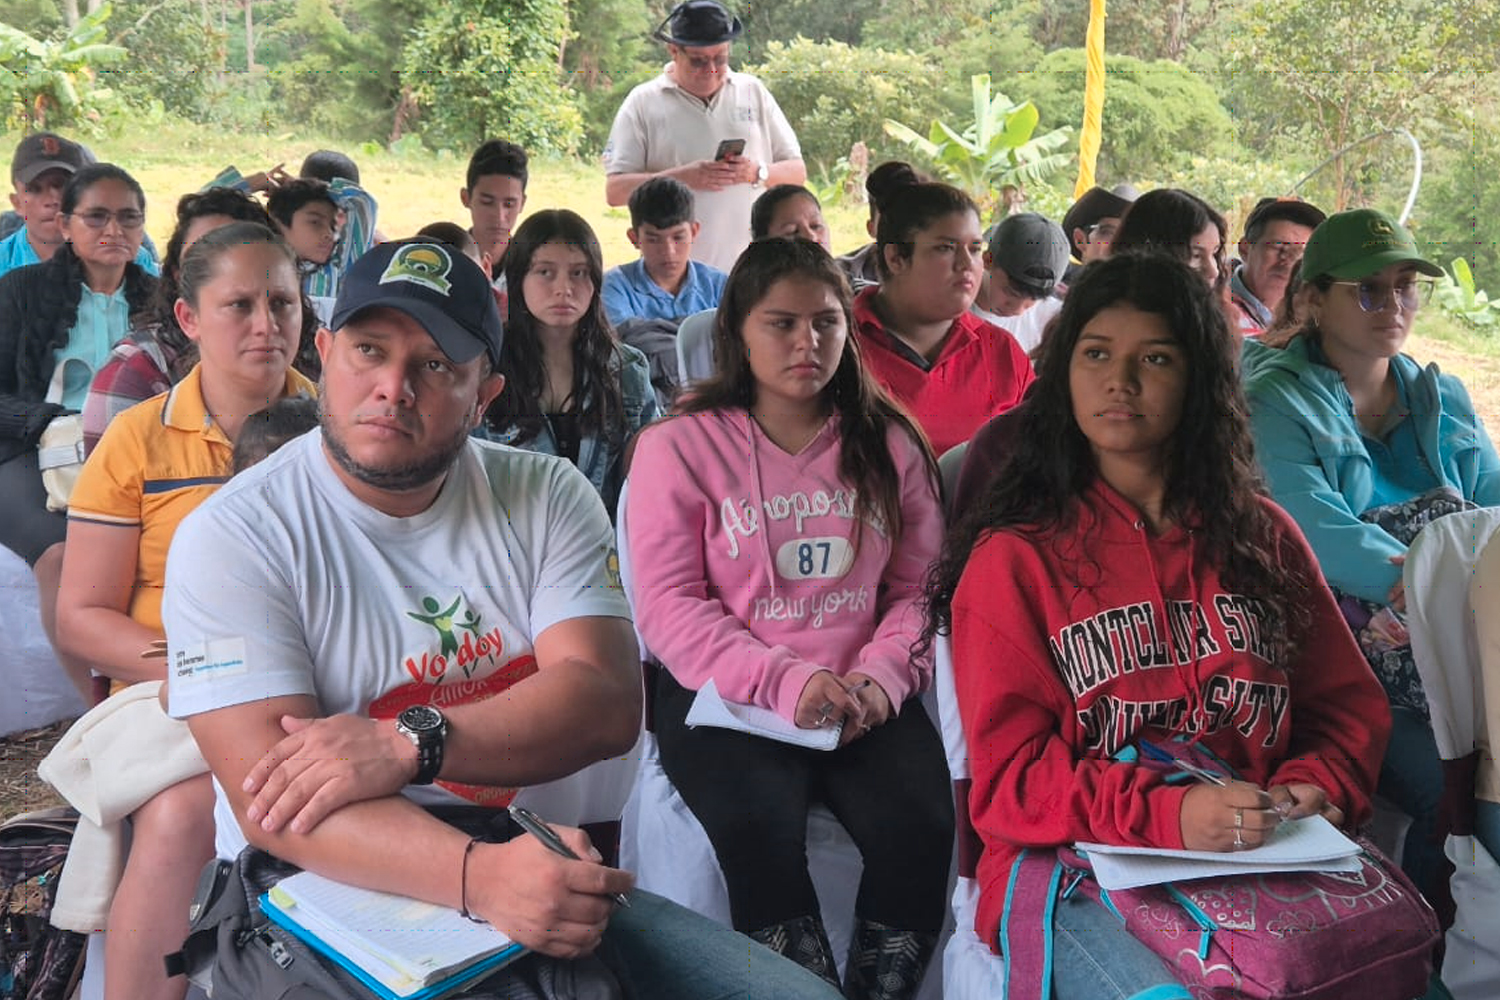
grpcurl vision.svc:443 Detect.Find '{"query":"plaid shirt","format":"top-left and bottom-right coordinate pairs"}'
top-left (81, 329), bottom-right (181, 455)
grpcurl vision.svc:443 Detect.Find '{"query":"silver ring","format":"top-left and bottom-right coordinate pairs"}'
top-left (1233, 829), bottom-right (1245, 849)
top-left (1234, 808), bottom-right (1244, 829)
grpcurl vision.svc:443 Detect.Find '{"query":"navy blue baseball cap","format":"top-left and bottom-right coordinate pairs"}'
top-left (330, 239), bottom-right (503, 366)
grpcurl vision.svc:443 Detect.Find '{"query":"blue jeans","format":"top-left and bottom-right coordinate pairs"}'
top-left (1049, 895), bottom-right (1189, 1000)
top-left (599, 889), bottom-right (845, 1000)
top-left (1377, 708), bottom-right (1445, 896)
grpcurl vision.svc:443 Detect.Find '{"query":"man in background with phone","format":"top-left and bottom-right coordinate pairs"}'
top-left (603, 0), bottom-right (806, 272)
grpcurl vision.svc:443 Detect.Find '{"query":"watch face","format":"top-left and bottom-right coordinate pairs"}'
top-left (400, 704), bottom-right (444, 734)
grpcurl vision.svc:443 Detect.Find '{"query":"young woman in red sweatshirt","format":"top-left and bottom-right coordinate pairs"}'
top-left (627, 238), bottom-right (953, 1000)
top-left (923, 253), bottom-right (1393, 998)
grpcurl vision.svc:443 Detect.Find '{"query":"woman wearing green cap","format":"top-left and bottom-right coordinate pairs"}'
top-left (1245, 207), bottom-right (1500, 900)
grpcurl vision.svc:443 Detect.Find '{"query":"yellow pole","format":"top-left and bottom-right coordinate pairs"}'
top-left (1074, 0), bottom-right (1107, 199)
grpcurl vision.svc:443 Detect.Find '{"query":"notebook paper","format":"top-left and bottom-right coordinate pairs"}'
top-left (686, 678), bottom-right (841, 750)
top-left (261, 872), bottom-right (525, 999)
top-left (1077, 815), bottom-right (1363, 890)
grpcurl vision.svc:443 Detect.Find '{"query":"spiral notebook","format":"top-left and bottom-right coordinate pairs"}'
top-left (260, 871), bottom-right (526, 1000)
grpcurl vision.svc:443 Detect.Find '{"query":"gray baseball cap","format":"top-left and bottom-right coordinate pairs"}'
top-left (987, 213), bottom-right (1070, 298)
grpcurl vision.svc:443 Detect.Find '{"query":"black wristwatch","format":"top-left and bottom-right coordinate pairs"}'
top-left (396, 704), bottom-right (447, 785)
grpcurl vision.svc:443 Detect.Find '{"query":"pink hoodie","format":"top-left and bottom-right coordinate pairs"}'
top-left (626, 408), bottom-right (943, 721)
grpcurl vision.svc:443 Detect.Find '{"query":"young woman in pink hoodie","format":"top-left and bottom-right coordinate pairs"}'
top-left (626, 238), bottom-right (953, 1000)
top-left (922, 253), bottom-right (1403, 999)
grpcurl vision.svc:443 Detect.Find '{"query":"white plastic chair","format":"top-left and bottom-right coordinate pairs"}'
top-left (1405, 507), bottom-right (1500, 1000)
top-left (932, 632), bottom-right (1008, 998)
top-left (614, 479), bottom-right (944, 995)
top-left (674, 308), bottom-right (717, 389)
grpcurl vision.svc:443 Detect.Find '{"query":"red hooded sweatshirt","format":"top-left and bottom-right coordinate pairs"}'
top-left (950, 480), bottom-right (1391, 954)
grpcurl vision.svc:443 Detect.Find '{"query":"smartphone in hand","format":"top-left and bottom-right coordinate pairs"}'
top-left (714, 138), bottom-right (746, 161)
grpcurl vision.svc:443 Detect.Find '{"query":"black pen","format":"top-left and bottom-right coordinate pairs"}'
top-left (507, 804), bottom-right (632, 907)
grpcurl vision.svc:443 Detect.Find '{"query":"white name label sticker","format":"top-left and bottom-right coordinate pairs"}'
top-left (173, 636), bottom-right (249, 685)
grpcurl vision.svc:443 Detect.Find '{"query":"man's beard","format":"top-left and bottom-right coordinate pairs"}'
top-left (319, 406), bottom-right (472, 493)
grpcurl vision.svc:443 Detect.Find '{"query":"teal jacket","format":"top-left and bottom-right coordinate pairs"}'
top-left (1245, 335), bottom-right (1500, 602)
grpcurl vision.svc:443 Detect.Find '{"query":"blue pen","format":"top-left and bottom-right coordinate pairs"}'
top-left (1138, 739), bottom-right (1227, 787)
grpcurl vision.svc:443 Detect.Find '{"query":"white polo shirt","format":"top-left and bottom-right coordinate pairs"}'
top-left (604, 65), bottom-right (801, 273)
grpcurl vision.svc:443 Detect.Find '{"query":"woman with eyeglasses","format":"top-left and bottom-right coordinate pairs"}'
top-left (80, 186), bottom-right (298, 455)
top-left (1247, 208), bottom-right (1500, 900)
top-left (0, 163), bottom-right (156, 701)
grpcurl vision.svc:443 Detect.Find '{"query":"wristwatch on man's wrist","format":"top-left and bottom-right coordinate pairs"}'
top-left (754, 162), bottom-right (769, 188)
top-left (396, 704), bottom-right (447, 785)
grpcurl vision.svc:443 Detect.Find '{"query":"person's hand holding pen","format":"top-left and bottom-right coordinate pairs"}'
top-left (838, 673), bottom-right (892, 745)
top-left (1137, 739), bottom-right (1281, 853)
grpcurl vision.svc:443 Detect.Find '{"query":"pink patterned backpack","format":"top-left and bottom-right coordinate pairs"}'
top-left (1001, 837), bottom-right (1439, 1000)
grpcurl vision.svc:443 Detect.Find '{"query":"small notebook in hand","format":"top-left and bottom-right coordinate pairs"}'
top-left (260, 871), bottom-right (527, 1000)
top-left (1076, 815), bottom-right (1363, 890)
top-left (686, 678), bottom-right (841, 750)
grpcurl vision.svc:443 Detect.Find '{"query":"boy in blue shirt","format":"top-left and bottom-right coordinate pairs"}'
top-left (602, 176), bottom-right (726, 326)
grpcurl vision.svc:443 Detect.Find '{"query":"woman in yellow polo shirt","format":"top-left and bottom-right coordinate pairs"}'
top-left (55, 221), bottom-right (313, 1000)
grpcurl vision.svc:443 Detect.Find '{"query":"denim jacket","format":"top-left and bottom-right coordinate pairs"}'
top-left (478, 341), bottom-right (659, 516)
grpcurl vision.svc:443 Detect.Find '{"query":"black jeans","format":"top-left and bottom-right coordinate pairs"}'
top-left (653, 671), bottom-right (954, 933)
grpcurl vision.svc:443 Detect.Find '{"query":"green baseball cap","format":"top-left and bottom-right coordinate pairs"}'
top-left (1299, 208), bottom-right (1444, 282)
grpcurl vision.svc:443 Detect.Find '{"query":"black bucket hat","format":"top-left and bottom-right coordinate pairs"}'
top-left (652, 0), bottom-right (743, 46)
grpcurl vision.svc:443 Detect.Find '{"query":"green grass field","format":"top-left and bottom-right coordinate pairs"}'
top-left (56, 122), bottom-right (874, 273)
top-left (11, 123), bottom-right (1497, 426)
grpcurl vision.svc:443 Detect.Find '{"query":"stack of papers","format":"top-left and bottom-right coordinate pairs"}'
top-left (261, 872), bottom-right (526, 1000)
top-left (686, 679), bottom-right (841, 750)
top-left (1076, 815), bottom-right (1363, 890)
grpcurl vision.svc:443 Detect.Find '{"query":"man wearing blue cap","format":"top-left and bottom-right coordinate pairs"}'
top-left (604, 0), bottom-right (805, 272)
top-left (162, 239), bottom-right (843, 1000)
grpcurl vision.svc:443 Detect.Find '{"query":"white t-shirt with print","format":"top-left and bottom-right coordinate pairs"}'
top-left (604, 67), bottom-right (802, 273)
top-left (165, 430), bottom-right (630, 859)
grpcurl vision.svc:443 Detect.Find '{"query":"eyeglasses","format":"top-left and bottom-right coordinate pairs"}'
top-left (68, 209), bottom-right (146, 231)
top-left (1257, 240), bottom-right (1304, 259)
top-left (684, 52), bottom-right (729, 71)
top-left (1327, 277), bottom-right (1434, 314)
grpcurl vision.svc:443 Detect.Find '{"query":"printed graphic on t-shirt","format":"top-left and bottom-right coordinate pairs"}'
top-left (368, 591), bottom-right (539, 806)
top-left (719, 488), bottom-right (884, 559)
top-left (1047, 594), bottom-right (1288, 756)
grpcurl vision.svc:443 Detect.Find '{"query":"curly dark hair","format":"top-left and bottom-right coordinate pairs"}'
top-left (488, 209), bottom-right (626, 447)
top-left (682, 237), bottom-right (937, 545)
top-left (920, 252), bottom-right (1311, 665)
top-left (148, 188), bottom-right (277, 378)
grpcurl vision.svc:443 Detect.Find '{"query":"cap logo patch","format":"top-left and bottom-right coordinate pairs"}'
top-left (1369, 217), bottom-right (1394, 237)
top-left (40, 136), bottom-right (60, 157)
top-left (380, 244), bottom-right (453, 295)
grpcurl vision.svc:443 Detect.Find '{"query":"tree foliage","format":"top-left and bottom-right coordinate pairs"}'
top-left (0, 3), bottom-right (124, 128)
top-left (272, 0), bottom-right (422, 139)
top-left (745, 37), bottom-right (942, 177)
top-left (1007, 47), bottom-right (1236, 184)
top-left (1222, 0), bottom-right (1500, 161)
top-left (884, 74), bottom-right (1073, 211)
top-left (105, 0), bottom-right (223, 120)
top-left (400, 0), bottom-right (580, 154)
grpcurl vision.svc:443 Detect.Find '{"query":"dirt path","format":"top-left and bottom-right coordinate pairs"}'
top-left (1407, 332), bottom-right (1500, 432)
